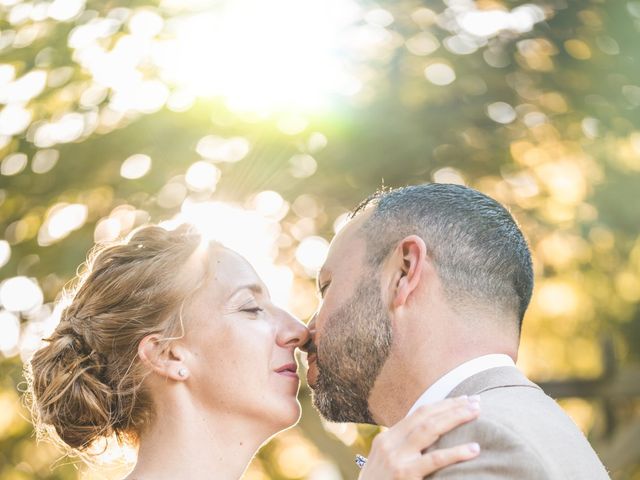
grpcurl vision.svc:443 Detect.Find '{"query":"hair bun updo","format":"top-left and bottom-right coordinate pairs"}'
top-left (28, 317), bottom-right (115, 450)
top-left (25, 223), bottom-right (206, 453)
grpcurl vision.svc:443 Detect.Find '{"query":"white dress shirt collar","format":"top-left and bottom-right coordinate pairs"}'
top-left (406, 354), bottom-right (516, 418)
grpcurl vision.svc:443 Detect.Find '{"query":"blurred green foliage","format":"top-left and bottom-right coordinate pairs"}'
top-left (1, 0), bottom-right (639, 478)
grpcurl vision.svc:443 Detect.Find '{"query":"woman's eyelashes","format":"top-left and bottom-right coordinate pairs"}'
top-left (238, 300), bottom-right (264, 316)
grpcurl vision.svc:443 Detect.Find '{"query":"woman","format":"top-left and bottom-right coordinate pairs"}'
top-left (26, 223), bottom-right (481, 479)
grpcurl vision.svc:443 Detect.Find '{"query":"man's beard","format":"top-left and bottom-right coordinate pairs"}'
top-left (311, 275), bottom-right (392, 424)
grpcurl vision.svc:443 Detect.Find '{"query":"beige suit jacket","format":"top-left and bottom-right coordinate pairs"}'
top-left (426, 366), bottom-right (610, 479)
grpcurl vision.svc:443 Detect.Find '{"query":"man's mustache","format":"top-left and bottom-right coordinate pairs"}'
top-left (301, 338), bottom-right (317, 355)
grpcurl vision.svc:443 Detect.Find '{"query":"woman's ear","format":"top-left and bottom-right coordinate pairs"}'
top-left (138, 334), bottom-right (190, 381)
top-left (391, 235), bottom-right (426, 309)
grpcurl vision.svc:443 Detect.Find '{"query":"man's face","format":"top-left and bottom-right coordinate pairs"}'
top-left (305, 215), bottom-right (393, 424)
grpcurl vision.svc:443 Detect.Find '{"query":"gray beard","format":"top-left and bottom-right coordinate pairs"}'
top-left (311, 276), bottom-right (392, 424)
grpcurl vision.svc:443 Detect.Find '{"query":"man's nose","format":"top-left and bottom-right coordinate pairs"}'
top-left (300, 312), bottom-right (317, 353)
top-left (306, 312), bottom-right (317, 331)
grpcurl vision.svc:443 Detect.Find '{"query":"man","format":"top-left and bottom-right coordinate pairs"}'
top-left (303, 183), bottom-right (609, 478)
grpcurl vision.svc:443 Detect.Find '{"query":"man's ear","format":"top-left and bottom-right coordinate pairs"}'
top-left (391, 235), bottom-right (426, 309)
top-left (138, 334), bottom-right (190, 381)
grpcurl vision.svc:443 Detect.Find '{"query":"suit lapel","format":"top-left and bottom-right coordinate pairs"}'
top-left (446, 366), bottom-right (542, 398)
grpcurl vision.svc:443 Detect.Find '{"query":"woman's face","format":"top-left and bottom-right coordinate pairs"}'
top-left (182, 246), bottom-right (309, 429)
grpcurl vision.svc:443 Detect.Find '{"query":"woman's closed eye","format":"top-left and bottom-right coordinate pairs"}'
top-left (241, 305), bottom-right (264, 316)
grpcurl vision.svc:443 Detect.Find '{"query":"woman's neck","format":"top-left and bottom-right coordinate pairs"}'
top-left (125, 395), bottom-right (276, 480)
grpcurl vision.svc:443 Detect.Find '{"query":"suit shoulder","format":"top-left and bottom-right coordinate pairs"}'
top-left (428, 387), bottom-right (610, 479)
top-left (427, 414), bottom-right (552, 478)
top-left (432, 409), bottom-right (551, 459)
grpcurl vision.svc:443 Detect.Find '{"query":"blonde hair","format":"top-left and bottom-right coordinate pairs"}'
top-left (25, 223), bottom-right (208, 453)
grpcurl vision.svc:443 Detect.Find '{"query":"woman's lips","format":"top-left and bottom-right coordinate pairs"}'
top-left (275, 363), bottom-right (299, 379)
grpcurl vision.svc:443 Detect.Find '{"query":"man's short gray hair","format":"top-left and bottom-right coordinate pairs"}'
top-left (353, 183), bottom-right (534, 328)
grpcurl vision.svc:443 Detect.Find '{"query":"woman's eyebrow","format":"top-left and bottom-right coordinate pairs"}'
top-left (228, 284), bottom-right (264, 299)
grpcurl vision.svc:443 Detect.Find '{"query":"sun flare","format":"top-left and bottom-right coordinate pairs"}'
top-left (159, 0), bottom-right (362, 113)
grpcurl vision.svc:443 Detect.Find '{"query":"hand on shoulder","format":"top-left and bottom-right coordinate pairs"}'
top-left (358, 396), bottom-right (481, 479)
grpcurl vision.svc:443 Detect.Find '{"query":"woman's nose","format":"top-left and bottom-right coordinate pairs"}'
top-left (276, 309), bottom-right (310, 348)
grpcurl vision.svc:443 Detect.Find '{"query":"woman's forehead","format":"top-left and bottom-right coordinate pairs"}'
top-left (209, 246), bottom-right (261, 288)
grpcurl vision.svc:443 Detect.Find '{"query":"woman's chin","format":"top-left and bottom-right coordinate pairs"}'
top-left (266, 397), bottom-right (302, 431)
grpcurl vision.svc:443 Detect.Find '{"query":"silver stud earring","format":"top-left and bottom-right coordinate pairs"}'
top-left (178, 368), bottom-right (188, 378)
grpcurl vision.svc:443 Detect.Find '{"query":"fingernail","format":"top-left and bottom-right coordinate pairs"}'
top-left (457, 395), bottom-right (468, 401)
top-left (469, 443), bottom-right (480, 454)
top-left (468, 401), bottom-right (481, 412)
top-left (469, 395), bottom-right (481, 403)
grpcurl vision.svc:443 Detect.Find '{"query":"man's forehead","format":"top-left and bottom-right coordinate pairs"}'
top-left (322, 211), bottom-right (370, 272)
top-left (334, 210), bottom-right (370, 245)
